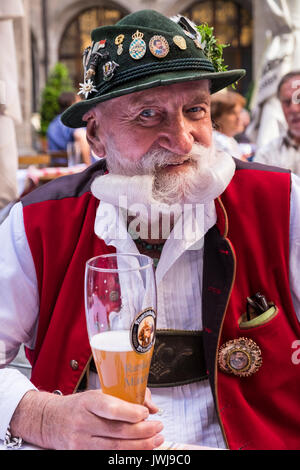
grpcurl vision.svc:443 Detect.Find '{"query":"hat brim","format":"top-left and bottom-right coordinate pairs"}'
top-left (61, 69), bottom-right (245, 128)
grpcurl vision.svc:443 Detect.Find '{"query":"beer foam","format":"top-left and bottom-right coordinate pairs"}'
top-left (90, 330), bottom-right (133, 352)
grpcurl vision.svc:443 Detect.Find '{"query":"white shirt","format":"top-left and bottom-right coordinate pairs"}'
top-left (254, 132), bottom-right (300, 176)
top-left (1, 175), bottom-right (300, 447)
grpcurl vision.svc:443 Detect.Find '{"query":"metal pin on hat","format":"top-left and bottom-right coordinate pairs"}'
top-left (115, 34), bottom-right (125, 55)
top-left (129, 30), bottom-right (147, 60)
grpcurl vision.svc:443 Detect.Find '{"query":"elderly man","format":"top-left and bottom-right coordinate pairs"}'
top-left (254, 71), bottom-right (300, 173)
top-left (1, 10), bottom-right (300, 451)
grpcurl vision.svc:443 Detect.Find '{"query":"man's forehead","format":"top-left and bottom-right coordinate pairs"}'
top-left (94, 80), bottom-right (211, 115)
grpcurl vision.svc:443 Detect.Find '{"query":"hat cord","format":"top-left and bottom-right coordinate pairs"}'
top-left (93, 57), bottom-right (215, 96)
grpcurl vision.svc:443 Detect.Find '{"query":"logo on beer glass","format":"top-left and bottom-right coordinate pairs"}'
top-left (131, 308), bottom-right (156, 354)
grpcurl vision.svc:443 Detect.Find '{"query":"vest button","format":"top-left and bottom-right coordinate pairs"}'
top-left (70, 359), bottom-right (79, 370)
top-left (109, 290), bottom-right (119, 301)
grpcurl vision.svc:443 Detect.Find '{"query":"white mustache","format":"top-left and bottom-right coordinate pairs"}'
top-left (92, 142), bottom-right (235, 208)
top-left (151, 143), bottom-right (235, 205)
top-left (136, 143), bottom-right (208, 174)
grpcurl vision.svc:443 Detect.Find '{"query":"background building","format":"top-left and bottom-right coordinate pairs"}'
top-left (15, 0), bottom-right (258, 153)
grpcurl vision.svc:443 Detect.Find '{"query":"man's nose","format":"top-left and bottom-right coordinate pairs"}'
top-left (156, 114), bottom-right (194, 155)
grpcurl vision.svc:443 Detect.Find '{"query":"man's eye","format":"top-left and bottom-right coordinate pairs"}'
top-left (140, 109), bottom-right (157, 118)
top-left (188, 106), bottom-right (204, 113)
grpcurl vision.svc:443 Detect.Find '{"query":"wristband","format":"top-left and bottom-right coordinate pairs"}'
top-left (4, 426), bottom-right (22, 449)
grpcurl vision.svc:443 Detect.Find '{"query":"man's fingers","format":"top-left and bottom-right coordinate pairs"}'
top-left (95, 416), bottom-right (164, 440)
top-left (48, 390), bottom-right (165, 450)
top-left (144, 388), bottom-right (159, 414)
top-left (89, 434), bottom-right (165, 450)
top-left (85, 390), bottom-right (150, 423)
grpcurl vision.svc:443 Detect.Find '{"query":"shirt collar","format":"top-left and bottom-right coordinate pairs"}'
top-left (94, 201), bottom-right (217, 285)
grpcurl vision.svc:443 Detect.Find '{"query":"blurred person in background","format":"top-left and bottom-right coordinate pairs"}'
top-left (47, 92), bottom-right (91, 166)
top-left (211, 89), bottom-right (249, 160)
top-left (254, 71), bottom-right (300, 174)
top-left (235, 108), bottom-right (256, 161)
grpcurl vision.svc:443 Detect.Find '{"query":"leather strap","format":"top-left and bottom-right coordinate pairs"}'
top-left (148, 330), bottom-right (208, 387)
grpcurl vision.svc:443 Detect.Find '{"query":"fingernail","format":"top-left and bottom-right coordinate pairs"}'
top-left (154, 434), bottom-right (164, 447)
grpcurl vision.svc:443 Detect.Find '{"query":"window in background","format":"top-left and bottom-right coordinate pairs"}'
top-left (59, 7), bottom-right (125, 87)
top-left (183, 0), bottom-right (253, 95)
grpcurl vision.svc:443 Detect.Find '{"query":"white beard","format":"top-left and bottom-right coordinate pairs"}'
top-left (91, 142), bottom-right (235, 209)
top-left (91, 142), bottom-right (235, 240)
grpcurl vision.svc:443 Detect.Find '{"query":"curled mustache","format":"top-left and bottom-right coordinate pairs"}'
top-left (148, 143), bottom-right (235, 205)
top-left (94, 141), bottom-right (235, 207)
top-left (106, 142), bottom-right (199, 177)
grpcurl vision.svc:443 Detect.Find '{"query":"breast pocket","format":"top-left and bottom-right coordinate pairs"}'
top-left (239, 304), bottom-right (279, 330)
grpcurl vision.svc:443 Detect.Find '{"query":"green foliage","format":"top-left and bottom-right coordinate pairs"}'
top-left (196, 23), bottom-right (229, 73)
top-left (39, 63), bottom-right (74, 136)
top-left (196, 23), bottom-right (238, 88)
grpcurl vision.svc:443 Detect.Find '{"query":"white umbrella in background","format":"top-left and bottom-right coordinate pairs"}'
top-left (0, 0), bottom-right (32, 377)
top-left (0, 0), bottom-right (23, 211)
top-left (247, 0), bottom-right (300, 148)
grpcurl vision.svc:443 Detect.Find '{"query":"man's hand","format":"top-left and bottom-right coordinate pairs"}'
top-left (9, 389), bottom-right (164, 450)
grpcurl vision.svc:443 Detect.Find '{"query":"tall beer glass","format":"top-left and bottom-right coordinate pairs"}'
top-left (84, 254), bottom-right (157, 405)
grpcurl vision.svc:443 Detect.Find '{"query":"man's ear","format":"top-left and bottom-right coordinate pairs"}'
top-left (82, 109), bottom-right (106, 158)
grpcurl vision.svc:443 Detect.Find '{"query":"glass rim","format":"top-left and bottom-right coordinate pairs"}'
top-left (86, 253), bottom-right (154, 273)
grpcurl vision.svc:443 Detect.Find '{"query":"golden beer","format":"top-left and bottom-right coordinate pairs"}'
top-left (90, 330), bottom-right (153, 404)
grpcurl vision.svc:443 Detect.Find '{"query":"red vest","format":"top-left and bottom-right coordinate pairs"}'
top-left (22, 160), bottom-right (300, 449)
top-left (215, 166), bottom-right (300, 450)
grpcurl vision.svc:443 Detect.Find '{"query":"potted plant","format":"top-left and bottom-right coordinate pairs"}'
top-left (39, 62), bottom-right (74, 151)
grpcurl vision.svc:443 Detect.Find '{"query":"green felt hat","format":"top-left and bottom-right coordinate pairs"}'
top-left (61, 9), bottom-right (246, 128)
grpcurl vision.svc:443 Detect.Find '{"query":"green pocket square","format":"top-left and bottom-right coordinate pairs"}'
top-left (239, 306), bottom-right (278, 329)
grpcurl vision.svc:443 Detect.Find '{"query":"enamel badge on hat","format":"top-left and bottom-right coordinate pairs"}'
top-left (129, 30), bottom-right (147, 60)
